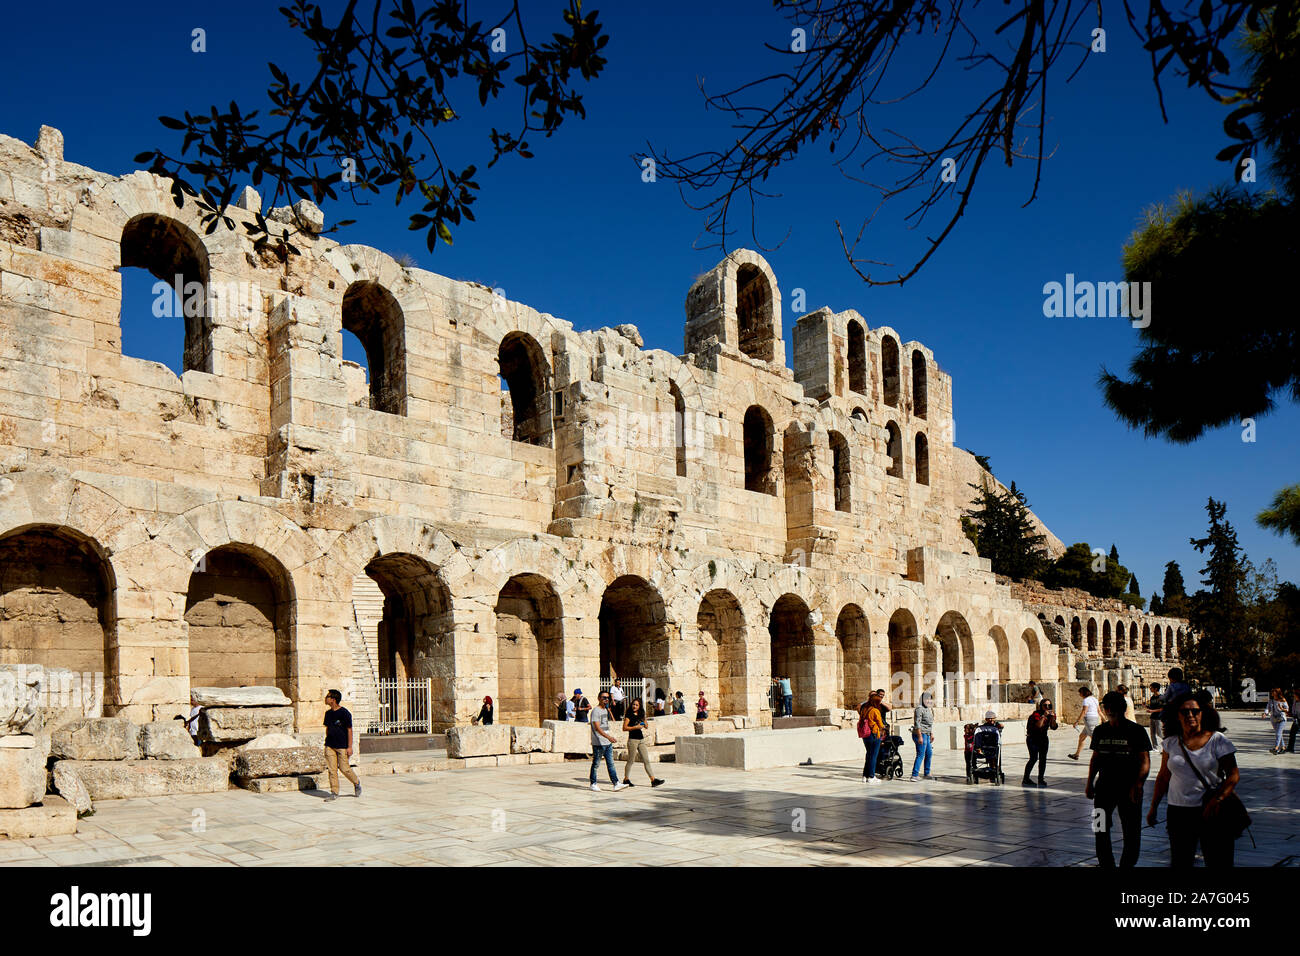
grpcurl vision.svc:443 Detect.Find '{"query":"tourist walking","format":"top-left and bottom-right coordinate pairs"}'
top-left (1086, 691), bottom-right (1150, 868)
top-left (779, 675), bottom-right (793, 717)
top-left (571, 688), bottom-right (591, 722)
top-left (910, 691), bottom-right (935, 780)
top-left (1266, 688), bottom-right (1289, 754)
top-left (621, 697), bottom-right (665, 788)
top-left (322, 689), bottom-right (361, 801)
top-left (475, 695), bottom-right (494, 725)
top-left (1147, 690), bottom-right (1243, 868)
top-left (696, 691), bottom-right (709, 720)
top-left (673, 691), bottom-right (687, 715)
top-left (1146, 683), bottom-right (1165, 750)
top-left (1069, 687), bottom-right (1100, 760)
top-left (589, 691), bottom-right (625, 792)
top-left (858, 691), bottom-right (886, 786)
top-left (1023, 697), bottom-right (1057, 787)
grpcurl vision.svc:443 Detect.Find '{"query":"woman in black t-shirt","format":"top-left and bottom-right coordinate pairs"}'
top-left (476, 696), bottom-right (493, 725)
top-left (621, 698), bottom-right (665, 788)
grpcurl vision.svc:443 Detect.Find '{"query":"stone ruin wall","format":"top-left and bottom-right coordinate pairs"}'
top-left (0, 126), bottom-right (1187, 732)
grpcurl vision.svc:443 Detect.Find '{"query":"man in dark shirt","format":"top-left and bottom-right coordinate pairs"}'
top-left (1086, 691), bottom-right (1150, 867)
top-left (323, 689), bottom-right (361, 802)
top-left (571, 688), bottom-right (591, 723)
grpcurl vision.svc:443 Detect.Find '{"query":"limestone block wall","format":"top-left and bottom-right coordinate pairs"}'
top-left (0, 126), bottom-right (1186, 733)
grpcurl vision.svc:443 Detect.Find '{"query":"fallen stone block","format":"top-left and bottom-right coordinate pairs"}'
top-left (243, 774), bottom-right (321, 794)
top-left (51, 717), bottom-right (139, 761)
top-left (55, 758), bottom-right (231, 800)
top-left (693, 719), bottom-right (737, 735)
top-left (445, 724), bottom-right (510, 758)
top-left (52, 761), bottom-right (92, 814)
top-left (649, 714), bottom-right (696, 745)
top-left (496, 753), bottom-right (529, 767)
top-left (676, 726), bottom-right (864, 771)
top-left (461, 755), bottom-right (498, 769)
top-left (235, 746), bottom-right (326, 781)
top-left (0, 663), bottom-right (63, 735)
top-left (199, 706), bottom-right (293, 742)
top-left (0, 796), bottom-right (77, 838)
top-left (139, 721), bottom-right (200, 760)
top-left (240, 733), bottom-right (302, 751)
top-left (529, 752), bottom-right (565, 764)
top-left (543, 720), bottom-right (592, 755)
top-left (510, 725), bottom-right (554, 754)
top-left (190, 686), bottom-right (291, 707)
top-left (0, 744), bottom-right (47, 808)
top-left (0, 733), bottom-right (36, 748)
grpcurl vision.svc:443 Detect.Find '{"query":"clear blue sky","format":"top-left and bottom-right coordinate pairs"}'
top-left (3, 1), bottom-right (1296, 597)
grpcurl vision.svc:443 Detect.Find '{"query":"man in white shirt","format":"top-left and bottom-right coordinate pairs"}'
top-left (608, 682), bottom-right (625, 721)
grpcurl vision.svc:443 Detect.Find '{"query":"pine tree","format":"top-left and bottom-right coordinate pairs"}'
top-left (1128, 573), bottom-right (1141, 597)
top-left (1188, 498), bottom-right (1254, 703)
top-left (1150, 592), bottom-right (1164, 614)
top-left (964, 480), bottom-right (1049, 581)
top-left (1163, 560), bottom-right (1190, 617)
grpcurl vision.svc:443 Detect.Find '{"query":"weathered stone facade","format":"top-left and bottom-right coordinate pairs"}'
top-left (0, 127), bottom-right (1186, 734)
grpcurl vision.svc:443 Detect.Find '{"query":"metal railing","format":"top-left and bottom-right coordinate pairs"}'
top-left (368, 678), bottom-right (432, 734)
top-left (600, 677), bottom-right (648, 709)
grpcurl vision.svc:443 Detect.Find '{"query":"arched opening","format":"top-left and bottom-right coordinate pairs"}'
top-left (888, 609), bottom-right (920, 707)
top-left (1129, 621), bottom-right (1139, 652)
top-left (342, 281), bottom-right (406, 416)
top-left (671, 382), bottom-right (687, 477)
top-left (912, 349), bottom-right (928, 418)
top-left (494, 574), bottom-right (563, 727)
top-left (743, 405), bottom-right (776, 495)
top-left (1087, 618), bottom-right (1098, 652)
top-left (498, 331), bottom-right (552, 446)
top-left (885, 421), bottom-right (904, 478)
top-left (696, 589), bottom-right (747, 717)
top-left (1154, 625), bottom-right (1164, 660)
top-left (770, 594), bottom-right (816, 716)
top-left (186, 545), bottom-right (293, 696)
top-left (1021, 628), bottom-right (1043, 681)
top-left (361, 553), bottom-right (454, 727)
top-left (829, 430), bottom-right (851, 512)
top-left (989, 626), bottom-right (1011, 684)
top-left (1071, 616), bottom-right (1082, 650)
top-left (851, 407), bottom-right (868, 423)
top-left (881, 335), bottom-right (900, 407)
top-left (914, 432), bottom-right (930, 485)
top-left (848, 320), bottom-right (867, 395)
top-left (736, 263), bottom-right (775, 362)
top-left (835, 605), bottom-right (871, 710)
top-left (1054, 615), bottom-right (1066, 629)
top-left (0, 526), bottom-right (115, 713)
top-left (599, 576), bottom-right (670, 692)
top-left (1166, 629), bottom-right (1175, 659)
top-left (119, 214), bottom-right (212, 375)
top-left (1142, 623), bottom-right (1151, 655)
top-left (936, 611), bottom-right (974, 706)
top-left (1102, 620), bottom-right (1113, 657)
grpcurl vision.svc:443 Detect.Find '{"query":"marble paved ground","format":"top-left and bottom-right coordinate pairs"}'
top-left (4, 713), bottom-right (1298, 867)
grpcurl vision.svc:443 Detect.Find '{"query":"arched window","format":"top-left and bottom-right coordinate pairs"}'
top-left (885, 421), bottom-right (903, 478)
top-left (881, 335), bottom-right (900, 407)
top-left (851, 407), bottom-right (868, 423)
top-left (914, 432), bottom-right (929, 485)
top-left (736, 264), bottom-right (775, 362)
top-left (848, 320), bottom-right (867, 395)
top-left (342, 281), bottom-right (406, 415)
top-left (743, 405), bottom-right (776, 495)
top-left (671, 383), bottom-right (687, 477)
top-left (119, 214), bottom-right (211, 375)
top-left (912, 349), bottom-right (928, 419)
top-left (829, 430), bottom-right (851, 512)
top-left (498, 332), bottom-right (552, 447)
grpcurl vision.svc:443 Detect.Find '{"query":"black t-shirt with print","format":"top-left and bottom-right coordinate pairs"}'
top-left (324, 707), bottom-right (353, 749)
top-left (1090, 719), bottom-right (1151, 795)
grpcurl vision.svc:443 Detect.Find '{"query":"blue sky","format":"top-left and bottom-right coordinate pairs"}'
top-left (3, 1), bottom-right (1296, 596)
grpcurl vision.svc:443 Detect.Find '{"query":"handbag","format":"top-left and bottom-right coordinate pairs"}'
top-left (1179, 738), bottom-right (1251, 840)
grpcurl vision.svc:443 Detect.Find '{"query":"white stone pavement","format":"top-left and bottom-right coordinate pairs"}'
top-left (3, 713), bottom-right (1297, 867)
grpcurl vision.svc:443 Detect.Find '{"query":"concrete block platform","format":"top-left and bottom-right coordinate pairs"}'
top-left (0, 796), bottom-right (77, 838)
top-left (676, 726), bottom-right (862, 770)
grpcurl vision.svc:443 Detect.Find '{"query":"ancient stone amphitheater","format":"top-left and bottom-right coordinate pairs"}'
top-left (0, 126), bottom-right (1188, 734)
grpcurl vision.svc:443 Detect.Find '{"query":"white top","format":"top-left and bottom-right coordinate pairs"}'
top-left (1162, 732), bottom-right (1236, 807)
top-left (1081, 696), bottom-right (1100, 722)
top-left (1123, 696), bottom-right (1136, 720)
top-left (608, 685), bottom-right (625, 703)
top-left (185, 705), bottom-right (202, 738)
top-left (1266, 700), bottom-right (1289, 723)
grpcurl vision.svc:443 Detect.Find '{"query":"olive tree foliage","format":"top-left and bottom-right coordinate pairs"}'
top-left (645, 0), bottom-right (1283, 286)
top-left (135, 0), bottom-right (608, 256)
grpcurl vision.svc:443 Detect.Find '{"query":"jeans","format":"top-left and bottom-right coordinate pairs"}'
top-left (1094, 790), bottom-right (1142, 868)
top-left (590, 742), bottom-right (618, 785)
top-left (1167, 804), bottom-right (1235, 868)
top-left (1274, 721), bottom-right (1287, 750)
top-left (911, 733), bottom-right (932, 777)
top-left (1149, 717), bottom-right (1162, 749)
top-left (862, 735), bottom-right (881, 778)
top-left (1025, 737), bottom-right (1048, 781)
top-left (783, 694), bottom-right (793, 717)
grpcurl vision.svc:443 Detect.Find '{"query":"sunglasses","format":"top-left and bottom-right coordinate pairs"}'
top-left (1179, 708), bottom-right (1202, 716)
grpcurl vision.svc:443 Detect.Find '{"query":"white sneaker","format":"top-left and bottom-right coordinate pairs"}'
top-left (613, 782), bottom-right (628, 792)
top-left (867, 777), bottom-right (881, 786)
top-left (590, 783), bottom-right (600, 792)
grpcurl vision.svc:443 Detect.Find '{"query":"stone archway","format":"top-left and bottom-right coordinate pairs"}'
top-left (835, 604), bottom-right (871, 710)
top-left (495, 573), bottom-right (563, 727)
top-left (888, 608), bottom-right (920, 707)
top-left (696, 589), bottom-right (748, 718)
top-left (770, 594), bottom-right (816, 715)
top-left (599, 576), bottom-right (671, 691)
top-left (935, 611), bottom-right (974, 706)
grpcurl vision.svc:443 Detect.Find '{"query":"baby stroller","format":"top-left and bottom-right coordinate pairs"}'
top-left (875, 724), bottom-right (905, 780)
top-left (966, 722), bottom-right (1005, 785)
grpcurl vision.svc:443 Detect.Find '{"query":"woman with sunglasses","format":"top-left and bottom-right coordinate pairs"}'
top-left (1146, 690), bottom-right (1240, 867)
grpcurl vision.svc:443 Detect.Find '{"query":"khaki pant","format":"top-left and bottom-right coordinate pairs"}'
top-left (624, 737), bottom-right (654, 781)
top-left (325, 746), bottom-right (359, 793)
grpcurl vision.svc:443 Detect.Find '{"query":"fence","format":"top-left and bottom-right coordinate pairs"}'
top-left (599, 677), bottom-right (649, 710)
top-left (368, 678), bottom-right (432, 734)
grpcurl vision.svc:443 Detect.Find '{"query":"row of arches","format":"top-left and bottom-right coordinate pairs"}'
top-left (1051, 614), bottom-right (1185, 660)
top-left (847, 320), bottom-right (927, 418)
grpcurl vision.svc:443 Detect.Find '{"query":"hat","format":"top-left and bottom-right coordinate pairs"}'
top-left (573, 688), bottom-right (582, 695)
top-left (984, 710), bottom-right (996, 719)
